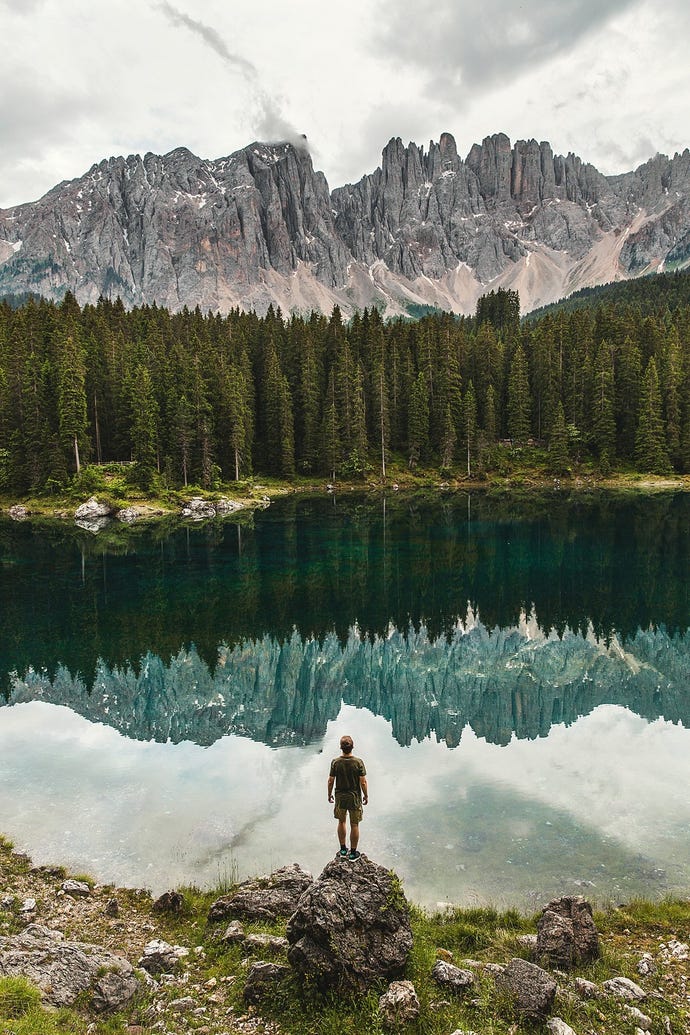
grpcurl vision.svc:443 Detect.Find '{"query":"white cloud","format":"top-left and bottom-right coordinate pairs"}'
top-left (0, 0), bottom-right (688, 207)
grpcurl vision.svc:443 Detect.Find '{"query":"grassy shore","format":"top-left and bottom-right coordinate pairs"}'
top-left (1, 836), bottom-right (689, 1035)
top-left (2, 452), bottom-right (690, 528)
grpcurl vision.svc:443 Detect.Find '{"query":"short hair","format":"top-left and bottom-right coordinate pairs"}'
top-left (340, 735), bottom-right (354, 754)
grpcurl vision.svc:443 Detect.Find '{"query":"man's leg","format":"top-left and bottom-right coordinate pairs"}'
top-left (337, 816), bottom-right (347, 848)
top-left (349, 820), bottom-right (360, 851)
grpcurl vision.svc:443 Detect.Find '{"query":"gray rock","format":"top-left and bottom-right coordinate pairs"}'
top-left (152, 890), bottom-right (185, 914)
top-left (537, 895), bottom-right (599, 968)
top-left (378, 980), bottom-right (420, 1026)
top-left (624, 1005), bottom-right (652, 1030)
top-left (209, 863), bottom-right (313, 923)
top-left (243, 960), bottom-right (290, 1005)
top-left (168, 996), bottom-right (198, 1013)
top-left (104, 898), bottom-right (119, 918)
top-left (220, 920), bottom-right (245, 944)
top-left (8, 505), bottom-right (29, 521)
top-left (573, 976), bottom-right (602, 999)
top-left (602, 975), bottom-right (647, 1001)
top-left (74, 497), bottom-right (113, 520)
top-left (431, 960), bottom-right (475, 993)
top-left (20, 898), bottom-right (36, 913)
top-left (494, 957), bottom-right (557, 1020)
top-left (515, 933), bottom-right (537, 956)
top-left (636, 952), bottom-right (656, 976)
top-left (116, 506), bottom-right (146, 524)
top-left (1, 133), bottom-right (689, 319)
top-left (61, 879), bottom-right (91, 898)
top-left (215, 497), bottom-right (244, 513)
top-left (0, 923), bottom-right (139, 1011)
top-left (180, 497), bottom-right (216, 519)
top-left (138, 938), bottom-right (190, 974)
top-left (242, 933), bottom-right (288, 955)
top-left (546, 1019), bottom-right (577, 1035)
top-left (286, 856), bottom-right (412, 992)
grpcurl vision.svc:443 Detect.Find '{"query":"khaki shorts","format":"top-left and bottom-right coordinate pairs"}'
top-left (334, 802), bottom-right (363, 824)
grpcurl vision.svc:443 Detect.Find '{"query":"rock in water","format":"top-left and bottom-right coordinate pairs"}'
top-left (537, 895), bottom-right (600, 968)
top-left (286, 855), bottom-right (413, 992)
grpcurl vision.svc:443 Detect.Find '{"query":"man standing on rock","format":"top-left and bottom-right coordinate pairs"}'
top-left (327, 734), bottom-right (368, 860)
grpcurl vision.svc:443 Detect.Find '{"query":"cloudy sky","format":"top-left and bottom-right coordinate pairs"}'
top-left (1, 0), bottom-right (688, 209)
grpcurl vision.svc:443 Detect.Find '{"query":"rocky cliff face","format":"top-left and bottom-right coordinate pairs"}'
top-left (1, 132), bottom-right (689, 316)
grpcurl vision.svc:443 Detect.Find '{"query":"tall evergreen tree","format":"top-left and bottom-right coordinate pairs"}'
top-left (507, 344), bottom-right (531, 443)
top-left (635, 357), bottom-right (671, 473)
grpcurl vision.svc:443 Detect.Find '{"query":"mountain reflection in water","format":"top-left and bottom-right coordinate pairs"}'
top-left (6, 610), bottom-right (689, 748)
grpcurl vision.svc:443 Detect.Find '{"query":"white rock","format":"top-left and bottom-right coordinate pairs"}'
top-left (602, 976), bottom-right (647, 1000)
top-left (624, 1005), bottom-right (652, 1030)
top-left (547, 1019), bottom-right (577, 1035)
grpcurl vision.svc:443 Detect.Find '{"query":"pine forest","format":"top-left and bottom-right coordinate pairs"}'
top-left (2, 273), bottom-right (690, 497)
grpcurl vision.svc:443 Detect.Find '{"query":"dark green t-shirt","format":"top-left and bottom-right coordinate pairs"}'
top-left (330, 755), bottom-right (366, 806)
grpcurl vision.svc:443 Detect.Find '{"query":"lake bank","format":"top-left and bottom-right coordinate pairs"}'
top-left (1, 834), bottom-right (688, 1035)
top-left (3, 462), bottom-right (690, 532)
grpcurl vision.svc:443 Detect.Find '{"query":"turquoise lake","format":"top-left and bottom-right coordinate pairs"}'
top-left (1, 490), bottom-right (690, 909)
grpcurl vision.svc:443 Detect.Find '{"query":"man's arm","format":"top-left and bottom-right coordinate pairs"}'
top-left (327, 775), bottom-right (334, 802)
top-left (360, 775), bottom-right (368, 805)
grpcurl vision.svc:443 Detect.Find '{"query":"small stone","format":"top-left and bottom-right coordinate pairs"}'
top-left (516, 933), bottom-right (537, 955)
top-left (104, 898), bottom-right (119, 917)
top-left (242, 934), bottom-right (288, 956)
top-left (62, 879), bottom-right (91, 898)
top-left (546, 1019), bottom-right (577, 1035)
top-left (602, 976), bottom-right (647, 1001)
top-left (574, 977), bottom-right (602, 999)
top-left (636, 952), bottom-right (655, 976)
top-left (495, 958), bottom-right (557, 1020)
top-left (221, 920), bottom-right (246, 943)
top-left (152, 891), bottom-right (185, 914)
top-left (624, 1005), bottom-right (652, 1030)
top-left (431, 960), bottom-right (475, 993)
top-left (20, 898), bottom-right (36, 913)
top-left (378, 980), bottom-right (420, 1026)
top-left (168, 996), bottom-right (197, 1013)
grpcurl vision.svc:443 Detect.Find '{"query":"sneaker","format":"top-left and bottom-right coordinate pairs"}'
top-left (338, 846), bottom-right (348, 858)
top-left (348, 850), bottom-right (361, 860)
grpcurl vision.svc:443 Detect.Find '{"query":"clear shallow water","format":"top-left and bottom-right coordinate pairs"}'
top-left (1, 491), bottom-right (690, 909)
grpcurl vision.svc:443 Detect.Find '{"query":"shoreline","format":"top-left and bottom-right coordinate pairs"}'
top-left (1, 834), bottom-right (689, 1035)
top-left (3, 469), bottom-right (690, 530)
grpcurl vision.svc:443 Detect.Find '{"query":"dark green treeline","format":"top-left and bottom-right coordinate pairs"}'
top-left (2, 279), bottom-right (690, 493)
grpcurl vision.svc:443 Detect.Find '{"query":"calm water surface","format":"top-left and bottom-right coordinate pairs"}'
top-left (1, 490), bottom-right (690, 909)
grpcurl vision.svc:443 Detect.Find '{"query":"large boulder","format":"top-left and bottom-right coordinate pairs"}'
top-left (0, 923), bottom-right (140, 1011)
top-left (286, 855), bottom-right (413, 992)
top-left (208, 864), bottom-right (313, 923)
top-left (537, 896), bottom-right (600, 968)
top-left (494, 957), bottom-right (557, 1020)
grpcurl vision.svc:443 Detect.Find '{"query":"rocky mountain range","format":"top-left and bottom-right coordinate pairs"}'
top-left (1, 131), bottom-right (689, 317)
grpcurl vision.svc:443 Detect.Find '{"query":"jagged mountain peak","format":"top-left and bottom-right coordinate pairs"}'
top-left (1, 131), bottom-right (689, 317)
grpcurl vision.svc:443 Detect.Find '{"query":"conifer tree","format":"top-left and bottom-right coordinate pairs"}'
top-left (635, 357), bottom-right (671, 473)
top-left (407, 370), bottom-right (430, 466)
top-left (549, 401), bottom-right (570, 473)
top-left (57, 333), bottom-right (89, 474)
top-left (507, 344), bottom-right (531, 443)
